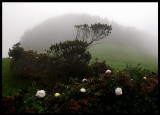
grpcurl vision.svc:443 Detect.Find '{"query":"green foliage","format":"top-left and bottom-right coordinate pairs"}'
top-left (8, 43), bottom-right (24, 59)
top-left (88, 58), bottom-right (113, 77)
top-left (2, 58), bottom-right (32, 96)
top-left (123, 63), bottom-right (150, 79)
top-left (8, 43), bottom-right (56, 90)
top-left (2, 71), bottom-right (158, 113)
top-left (46, 39), bottom-right (91, 79)
top-left (7, 40), bottom-right (92, 90)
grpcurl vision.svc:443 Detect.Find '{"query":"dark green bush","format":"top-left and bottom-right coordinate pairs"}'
top-left (8, 41), bottom-right (92, 91)
top-left (46, 40), bottom-right (91, 79)
top-left (8, 42), bottom-right (24, 60)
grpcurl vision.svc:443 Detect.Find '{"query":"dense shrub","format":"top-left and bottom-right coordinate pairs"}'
top-left (8, 43), bottom-right (58, 90)
top-left (122, 63), bottom-right (150, 79)
top-left (2, 95), bottom-right (16, 113)
top-left (8, 43), bottom-right (24, 60)
top-left (47, 71), bottom-right (158, 113)
top-left (88, 59), bottom-right (113, 77)
top-left (8, 41), bottom-right (91, 90)
top-left (46, 40), bottom-right (91, 79)
top-left (2, 70), bottom-right (158, 113)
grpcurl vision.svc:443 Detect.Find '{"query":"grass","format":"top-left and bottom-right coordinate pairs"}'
top-left (89, 43), bottom-right (158, 72)
top-left (2, 58), bottom-right (32, 96)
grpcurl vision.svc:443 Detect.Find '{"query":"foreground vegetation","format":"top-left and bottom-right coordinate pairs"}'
top-left (2, 66), bottom-right (158, 113)
top-left (2, 57), bottom-right (158, 113)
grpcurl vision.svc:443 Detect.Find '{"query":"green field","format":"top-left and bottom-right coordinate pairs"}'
top-left (2, 44), bottom-right (158, 96)
top-left (89, 43), bottom-right (158, 72)
top-left (2, 58), bottom-right (32, 96)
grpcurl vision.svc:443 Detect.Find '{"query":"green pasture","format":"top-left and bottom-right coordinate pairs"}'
top-left (89, 43), bottom-right (158, 72)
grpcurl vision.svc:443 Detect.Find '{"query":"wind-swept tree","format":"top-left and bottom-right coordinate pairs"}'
top-left (75, 23), bottom-right (112, 48)
top-left (47, 23), bottom-right (112, 79)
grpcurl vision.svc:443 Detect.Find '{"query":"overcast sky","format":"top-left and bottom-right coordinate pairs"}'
top-left (2, 2), bottom-right (158, 58)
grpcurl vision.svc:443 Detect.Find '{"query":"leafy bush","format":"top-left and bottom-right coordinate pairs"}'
top-left (3, 70), bottom-right (158, 113)
top-left (122, 63), bottom-right (150, 79)
top-left (88, 59), bottom-right (113, 77)
top-left (8, 43), bottom-right (24, 59)
top-left (46, 40), bottom-right (91, 79)
top-left (8, 43), bottom-right (57, 90)
top-left (8, 41), bottom-right (91, 90)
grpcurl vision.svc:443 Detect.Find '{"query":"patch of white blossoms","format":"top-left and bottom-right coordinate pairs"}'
top-left (106, 69), bottom-right (111, 74)
top-left (115, 87), bottom-right (122, 95)
top-left (82, 78), bottom-right (87, 82)
top-left (36, 90), bottom-right (46, 98)
top-left (80, 88), bottom-right (86, 93)
top-left (143, 77), bottom-right (147, 80)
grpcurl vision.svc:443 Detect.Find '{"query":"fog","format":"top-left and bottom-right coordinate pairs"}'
top-left (2, 2), bottom-right (158, 58)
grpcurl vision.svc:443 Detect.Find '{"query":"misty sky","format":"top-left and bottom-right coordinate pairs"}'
top-left (2, 2), bottom-right (158, 58)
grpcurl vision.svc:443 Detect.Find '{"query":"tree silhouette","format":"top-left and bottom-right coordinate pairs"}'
top-left (75, 23), bottom-right (112, 48)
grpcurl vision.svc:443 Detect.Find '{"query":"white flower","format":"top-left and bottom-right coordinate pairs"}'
top-left (82, 78), bottom-right (87, 82)
top-left (36, 90), bottom-right (46, 98)
top-left (131, 79), bottom-right (133, 81)
top-left (36, 57), bottom-right (39, 59)
top-left (106, 69), bottom-right (111, 74)
top-left (115, 87), bottom-right (122, 95)
top-left (55, 93), bottom-right (60, 97)
top-left (143, 77), bottom-right (147, 80)
top-left (80, 88), bottom-right (86, 93)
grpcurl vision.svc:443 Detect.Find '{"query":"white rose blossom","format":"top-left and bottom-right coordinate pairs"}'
top-left (80, 88), bottom-right (86, 93)
top-left (143, 77), bottom-right (147, 80)
top-left (82, 78), bottom-right (87, 82)
top-left (36, 90), bottom-right (46, 98)
top-left (106, 69), bottom-right (111, 74)
top-left (115, 87), bottom-right (122, 95)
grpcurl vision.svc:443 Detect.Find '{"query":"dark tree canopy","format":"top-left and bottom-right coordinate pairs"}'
top-left (8, 43), bottom-right (24, 59)
top-left (46, 40), bottom-right (91, 78)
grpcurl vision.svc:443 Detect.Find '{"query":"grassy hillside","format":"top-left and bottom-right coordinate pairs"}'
top-left (89, 43), bottom-right (158, 72)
